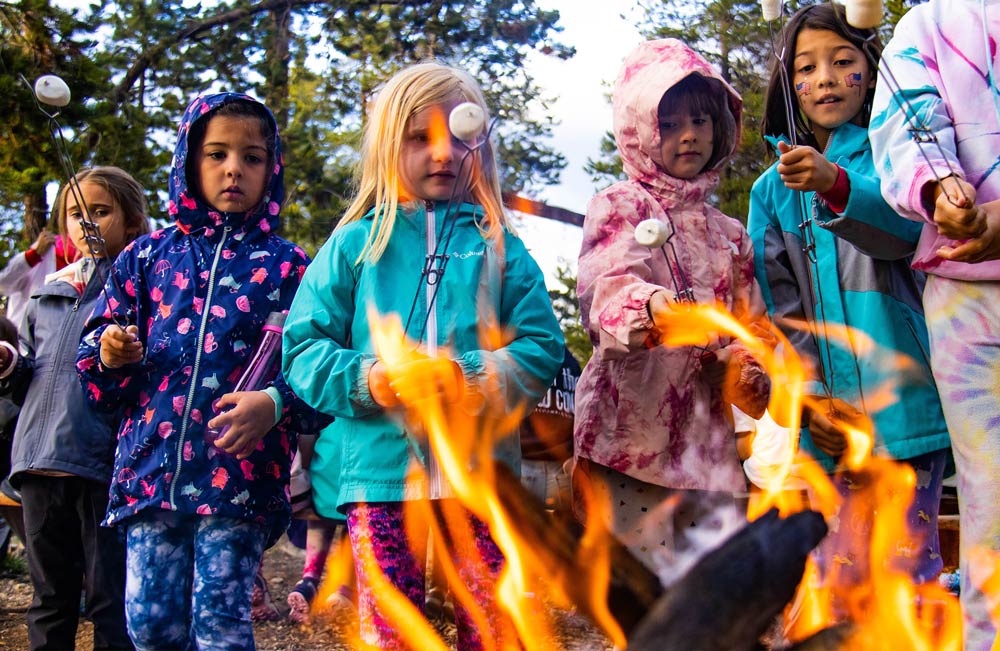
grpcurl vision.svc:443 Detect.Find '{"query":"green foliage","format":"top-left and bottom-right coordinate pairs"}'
top-left (548, 261), bottom-right (590, 366)
top-left (1, 0), bottom-right (573, 255)
top-left (1, 547), bottom-right (27, 578)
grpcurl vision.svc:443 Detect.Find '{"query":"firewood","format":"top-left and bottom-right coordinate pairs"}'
top-left (627, 509), bottom-right (828, 651)
top-left (492, 462), bottom-right (664, 636)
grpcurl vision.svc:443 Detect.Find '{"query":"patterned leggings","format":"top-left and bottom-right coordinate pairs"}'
top-left (345, 501), bottom-right (505, 650)
top-left (812, 449), bottom-right (947, 590)
top-left (124, 512), bottom-right (267, 651)
top-left (924, 276), bottom-right (1000, 651)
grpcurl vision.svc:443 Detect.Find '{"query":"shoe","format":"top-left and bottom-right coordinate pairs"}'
top-left (324, 584), bottom-right (356, 617)
top-left (425, 586), bottom-right (454, 624)
top-left (287, 577), bottom-right (318, 625)
top-left (938, 570), bottom-right (961, 596)
top-left (250, 569), bottom-right (282, 622)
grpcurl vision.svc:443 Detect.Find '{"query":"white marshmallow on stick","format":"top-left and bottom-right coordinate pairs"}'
top-left (761, 0), bottom-right (782, 22)
top-left (449, 102), bottom-right (485, 143)
top-left (634, 219), bottom-right (670, 248)
top-left (34, 75), bottom-right (71, 107)
top-left (845, 0), bottom-right (883, 29)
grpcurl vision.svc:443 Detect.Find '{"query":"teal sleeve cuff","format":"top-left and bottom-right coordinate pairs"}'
top-left (263, 386), bottom-right (283, 426)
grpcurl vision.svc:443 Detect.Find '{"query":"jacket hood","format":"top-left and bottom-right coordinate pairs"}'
top-left (167, 92), bottom-right (284, 233)
top-left (613, 38), bottom-right (742, 198)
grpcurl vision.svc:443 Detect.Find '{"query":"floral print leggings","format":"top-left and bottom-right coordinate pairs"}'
top-left (124, 512), bottom-right (267, 651)
top-left (345, 501), bottom-right (506, 650)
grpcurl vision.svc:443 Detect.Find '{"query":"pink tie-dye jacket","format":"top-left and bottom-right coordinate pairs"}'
top-left (574, 39), bottom-right (769, 492)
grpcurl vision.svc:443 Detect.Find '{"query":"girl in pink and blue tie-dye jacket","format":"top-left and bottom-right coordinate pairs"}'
top-left (573, 39), bottom-right (769, 580)
top-left (869, 3), bottom-right (1000, 648)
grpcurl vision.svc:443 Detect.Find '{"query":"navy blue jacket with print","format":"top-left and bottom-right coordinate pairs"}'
top-left (77, 92), bottom-right (316, 544)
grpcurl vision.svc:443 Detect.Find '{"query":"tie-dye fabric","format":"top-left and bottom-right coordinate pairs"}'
top-left (868, 4), bottom-right (1000, 647)
top-left (124, 512), bottom-right (267, 651)
top-left (574, 39), bottom-right (769, 493)
top-left (869, 0), bottom-right (1000, 281)
top-left (76, 93), bottom-right (317, 546)
top-left (923, 276), bottom-right (1000, 651)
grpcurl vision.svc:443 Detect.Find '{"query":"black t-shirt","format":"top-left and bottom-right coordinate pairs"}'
top-left (520, 347), bottom-right (580, 462)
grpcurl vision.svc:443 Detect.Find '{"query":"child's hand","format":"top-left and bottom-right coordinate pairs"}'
top-left (937, 199), bottom-right (1000, 263)
top-left (803, 396), bottom-right (865, 459)
top-left (930, 176), bottom-right (984, 241)
top-left (390, 356), bottom-right (465, 406)
top-left (368, 360), bottom-right (401, 409)
top-left (32, 230), bottom-right (55, 256)
top-left (99, 325), bottom-right (143, 368)
top-left (776, 141), bottom-right (839, 193)
top-left (209, 390), bottom-right (276, 459)
top-left (648, 290), bottom-right (676, 331)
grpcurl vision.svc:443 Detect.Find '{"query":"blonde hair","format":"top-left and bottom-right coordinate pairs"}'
top-left (54, 166), bottom-right (150, 245)
top-left (340, 61), bottom-right (508, 264)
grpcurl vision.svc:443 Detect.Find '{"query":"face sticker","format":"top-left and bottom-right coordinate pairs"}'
top-left (845, 72), bottom-right (864, 95)
top-left (795, 80), bottom-right (811, 96)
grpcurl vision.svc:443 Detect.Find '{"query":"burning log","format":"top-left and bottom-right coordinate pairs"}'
top-left (494, 461), bottom-right (827, 647)
top-left (627, 508), bottom-right (827, 651)
top-left (493, 462), bottom-right (664, 636)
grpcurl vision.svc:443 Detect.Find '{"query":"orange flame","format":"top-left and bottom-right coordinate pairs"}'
top-left (354, 287), bottom-right (972, 650)
top-left (651, 299), bottom-right (965, 649)
top-left (365, 305), bottom-right (626, 649)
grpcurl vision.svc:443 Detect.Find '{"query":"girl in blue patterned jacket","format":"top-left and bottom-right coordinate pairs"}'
top-left (77, 93), bottom-right (315, 651)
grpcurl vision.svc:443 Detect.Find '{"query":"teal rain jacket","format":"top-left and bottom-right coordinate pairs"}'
top-left (282, 201), bottom-right (564, 515)
top-left (748, 122), bottom-right (949, 469)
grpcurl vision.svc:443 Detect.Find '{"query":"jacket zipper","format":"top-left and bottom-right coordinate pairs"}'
top-left (424, 202), bottom-right (443, 498)
top-left (425, 201), bottom-right (439, 355)
top-left (168, 224), bottom-right (232, 508)
top-left (29, 275), bottom-right (93, 468)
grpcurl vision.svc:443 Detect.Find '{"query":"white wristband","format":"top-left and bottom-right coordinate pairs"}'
top-left (0, 341), bottom-right (19, 379)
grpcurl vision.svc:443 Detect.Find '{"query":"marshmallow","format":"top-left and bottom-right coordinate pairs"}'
top-left (634, 219), bottom-right (670, 248)
top-left (761, 0), bottom-right (782, 22)
top-left (845, 0), bottom-right (882, 29)
top-left (34, 75), bottom-right (70, 107)
top-left (449, 102), bottom-right (485, 142)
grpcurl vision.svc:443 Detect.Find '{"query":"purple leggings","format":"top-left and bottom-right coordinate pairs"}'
top-left (345, 501), bottom-right (505, 650)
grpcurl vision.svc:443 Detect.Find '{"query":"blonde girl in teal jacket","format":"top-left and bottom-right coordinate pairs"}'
top-left (747, 3), bottom-right (950, 600)
top-left (281, 62), bottom-right (563, 650)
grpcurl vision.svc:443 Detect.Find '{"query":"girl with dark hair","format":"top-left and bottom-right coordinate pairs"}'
top-left (76, 94), bottom-right (321, 650)
top-left (1, 165), bottom-right (150, 650)
top-left (748, 2), bottom-right (950, 603)
top-left (574, 38), bottom-right (771, 584)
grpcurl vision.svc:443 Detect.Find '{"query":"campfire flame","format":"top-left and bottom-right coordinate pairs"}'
top-left (314, 290), bottom-right (975, 650)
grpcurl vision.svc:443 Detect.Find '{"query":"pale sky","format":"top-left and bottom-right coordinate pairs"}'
top-left (514, 0), bottom-right (643, 288)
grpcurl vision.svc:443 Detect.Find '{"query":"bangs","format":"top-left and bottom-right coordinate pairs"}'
top-left (660, 74), bottom-right (725, 119)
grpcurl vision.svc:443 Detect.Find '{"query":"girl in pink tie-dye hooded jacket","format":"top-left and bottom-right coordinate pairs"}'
top-left (573, 39), bottom-right (770, 579)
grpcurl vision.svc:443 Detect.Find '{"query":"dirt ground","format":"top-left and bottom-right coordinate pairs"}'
top-left (0, 531), bottom-right (613, 650)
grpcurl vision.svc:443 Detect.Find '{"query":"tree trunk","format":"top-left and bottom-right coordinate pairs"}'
top-left (23, 187), bottom-right (49, 242)
top-left (266, 2), bottom-right (292, 134)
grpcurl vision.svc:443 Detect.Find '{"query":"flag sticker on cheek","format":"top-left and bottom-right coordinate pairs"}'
top-left (795, 81), bottom-right (811, 96)
top-left (845, 72), bottom-right (864, 94)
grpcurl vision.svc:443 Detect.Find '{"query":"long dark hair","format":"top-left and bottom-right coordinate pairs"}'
top-left (761, 3), bottom-right (883, 150)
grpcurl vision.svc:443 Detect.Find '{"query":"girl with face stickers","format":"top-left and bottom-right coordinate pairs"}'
top-left (749, 2), bottom-right (950, 616)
